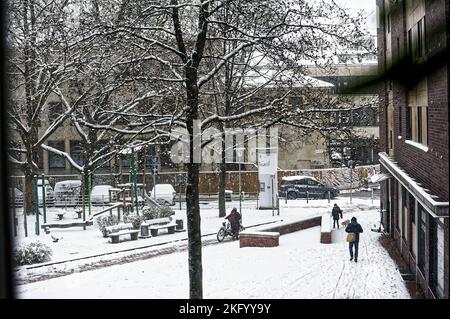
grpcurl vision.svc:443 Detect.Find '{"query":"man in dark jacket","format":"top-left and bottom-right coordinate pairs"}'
top-left (345, 217), bottom-right (363, 262)
top-left (331, 204), bottom-right (343, 229)
top-left (225, 207), bottom-right (242, 239)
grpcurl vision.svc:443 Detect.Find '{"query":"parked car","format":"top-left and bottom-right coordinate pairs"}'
top-left (278, 175), bottom-right (339, 199)
top-left (149, 184), bottom-right (176, 205)
top-left (91, 185), bottom-right (115, 204)
top-left (37, 179), bottom-right (55, 206)
top-left (54, 180), bottom-right (81, 206)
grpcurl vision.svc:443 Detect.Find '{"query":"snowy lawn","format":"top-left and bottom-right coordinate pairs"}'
top-left (16, 206), bottom-right (411, 299)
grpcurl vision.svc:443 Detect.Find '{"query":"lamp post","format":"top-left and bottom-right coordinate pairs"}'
top-left (348, 160), bottom-right (354, 204)
top-left (236, 147), bottom-right (245, 223)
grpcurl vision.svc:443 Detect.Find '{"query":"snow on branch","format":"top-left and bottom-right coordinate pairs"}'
top-left (40, 144), bottom-right (83, 172)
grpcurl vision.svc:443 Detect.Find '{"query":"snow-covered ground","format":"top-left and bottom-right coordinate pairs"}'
top-left (13, 195), bottom-right (411, 299)
top-left (16, 207), bottom-right (410, 299)
top-left (12, 197), bottom-right (378, 266)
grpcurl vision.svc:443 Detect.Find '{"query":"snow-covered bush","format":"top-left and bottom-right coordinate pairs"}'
top-left (124, 213), bottom-right (143, 229)
top-left (14, 242), bottom-right (52, 266)
top-left (97, 215), bottom-right (119, 237)
top-left (141, 205), bottom-right (174, 220)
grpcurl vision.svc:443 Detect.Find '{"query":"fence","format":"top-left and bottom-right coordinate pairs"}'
top-left (9, 164), bottom-right (380, 205)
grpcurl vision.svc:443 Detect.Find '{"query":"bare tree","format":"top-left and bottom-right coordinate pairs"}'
top-left (6, 0), bottom-right (90, 215)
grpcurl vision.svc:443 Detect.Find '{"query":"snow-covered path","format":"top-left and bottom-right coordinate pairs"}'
top-left (16, 209), bottom-right (410, 299)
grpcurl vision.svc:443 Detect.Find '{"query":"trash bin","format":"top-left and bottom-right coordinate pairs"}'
top-left (140, 222), bottom-right (149, 237)
top-left (176, 219), bottom-right (183, 230)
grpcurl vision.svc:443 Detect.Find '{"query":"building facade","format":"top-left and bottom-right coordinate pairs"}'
top-left (377, 0), bottom-right (449, 298)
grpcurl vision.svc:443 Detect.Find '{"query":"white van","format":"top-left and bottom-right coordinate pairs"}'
top-left (54, 180), bottom-right (82, 206)
top-left (37, 179), bottom-right (55, 206)
top-left (149, 184), bottom-right (176, 205)
top-left (91, 185), bottom-right (115, 204)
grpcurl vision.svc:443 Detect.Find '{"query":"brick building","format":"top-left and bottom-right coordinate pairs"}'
top-left (377, 0), bottom-right (448, 298)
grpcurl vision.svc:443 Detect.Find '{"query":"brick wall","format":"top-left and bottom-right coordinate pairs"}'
top-left (263, 217), bottom-right (321, 235)
top-left (240, 236), bottom-right (279, 248)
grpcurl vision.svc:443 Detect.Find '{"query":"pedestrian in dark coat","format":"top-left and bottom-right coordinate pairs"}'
top-left (331, 204), bottom-right (343, 229)
top-left (225, 207), bottom-right (242, 239)
top-left (345, 217), bottom-right (363, 262)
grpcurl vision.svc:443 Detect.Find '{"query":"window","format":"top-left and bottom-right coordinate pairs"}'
top-left (417, 106), bottom-right (423, 143)
top-left (417, 19), bottom-right (424, 58)
top-left (408, 18), bottom-right (426, 62)
top-left (48, 141), bottom-right (65, 169)
top-left (407, 29), bottom-right (413, 58)
top-left (386, 13), bottom-right (391, 33)
top-left (48, 102), bottom-right (63, 123)
top-left (409, 193), bottom-right (415, 224)
top-left (306, 180), bottom-right (318, 186)
top-left (406, 107), bottom-right (412, 139)
top-left (417, 204), bottom-right (426, 273)
top-left (70, 141), bottom-right (85, 167)
top-left (289, 96), bottom-right (303, 109)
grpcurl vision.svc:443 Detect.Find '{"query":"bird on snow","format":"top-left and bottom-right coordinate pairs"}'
top-left (51, 235), bottom-right (63, 243)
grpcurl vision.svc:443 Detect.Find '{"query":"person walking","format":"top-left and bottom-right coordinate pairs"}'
top-left (345, 217), bottom-right (363, 262)
top-left (331, 203), bottom-right (343, 229)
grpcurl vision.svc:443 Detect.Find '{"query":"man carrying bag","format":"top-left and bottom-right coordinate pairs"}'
top-left (345, 217), bottom-right (363, 262)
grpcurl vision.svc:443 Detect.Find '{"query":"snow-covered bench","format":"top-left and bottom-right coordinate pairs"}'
top-left (320, 214), bottom-right (332, 244)
top-left (41, 220), bottom-right (93, 230)
top-left (145, 217), bottom-right (176, 237)
top-left (105, 223), bottom-right (140, 243)
top-left (239, 231), bottom-right (280, 248)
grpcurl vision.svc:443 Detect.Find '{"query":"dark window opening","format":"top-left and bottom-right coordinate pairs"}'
top-left (48, 141), bottom-right (65, 169)
top-left (417, 204), bottom-right (426, 273)
top-left (48, 102), bottom-right (63, 123)
top-left (417, 106), bottom-right (423, 143)
top-left (406, 107), bottom-right (412, 139)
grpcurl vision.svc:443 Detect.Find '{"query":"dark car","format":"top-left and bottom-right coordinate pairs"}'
top-left (279, 176), bottom-right (339, 199)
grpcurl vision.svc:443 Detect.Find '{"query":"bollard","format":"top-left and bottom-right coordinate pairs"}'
top-left (176, 219), bottom-right (184, 230)
top-left (140, 222), bottom-right (150, 238)
top-left (34, 175), bottom-right (40, 236)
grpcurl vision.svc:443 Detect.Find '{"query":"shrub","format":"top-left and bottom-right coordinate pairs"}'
top-left (14, 242), bottom-right (52, 266)
top-left (124, 213), bottom-right (143, 229)
top-left (96, 214), bottom-right (119, 237)
top-left (141, 205), bottom-right (175, 220)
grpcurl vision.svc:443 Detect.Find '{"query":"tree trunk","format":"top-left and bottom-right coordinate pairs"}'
top-left (218, 126), bottom-right (226, 217)
top-left (24, 172), bottom-right (35, 216)
top-left (185, 67), bottom-right (202, 299)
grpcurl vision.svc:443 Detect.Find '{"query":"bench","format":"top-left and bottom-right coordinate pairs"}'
top-left (145, 217), bottom-right (176, 237)
top-left (105, 223), bottom-right (140, 244)
top-left (56, 211), bottom-right (66, 220)
top-left (239, 231), bottom-right (280, 248)
top-left (41, 220), bottom-right (93, 230)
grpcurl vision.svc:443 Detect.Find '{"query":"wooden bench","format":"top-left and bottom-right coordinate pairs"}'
top-left (56, 211), bottom-right (65, 220)
top-left (105, 223), bottom-right (140, 244)
top-left (239, 231), bottom-right (280, 248)
top-left (146, 217), bottom-right (176, 237)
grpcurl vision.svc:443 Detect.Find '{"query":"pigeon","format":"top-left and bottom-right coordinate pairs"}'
top-left (51, 235), bottom-right (63, 243)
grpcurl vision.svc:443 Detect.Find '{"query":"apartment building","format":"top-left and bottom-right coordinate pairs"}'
top-left (377, 0), bottom-right (448, 298)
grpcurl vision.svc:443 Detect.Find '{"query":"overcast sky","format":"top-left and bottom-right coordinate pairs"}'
top-left (337, 0), bottom-right (377, 34)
